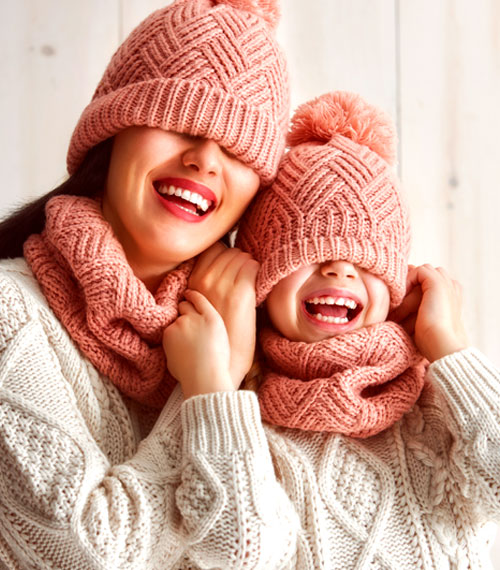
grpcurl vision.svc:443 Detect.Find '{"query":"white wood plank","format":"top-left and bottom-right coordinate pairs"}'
top-left (120, 0), bottom-right (167, 40)
top-left (399, 0), bottom-right (500, 368)
top-left (279, 0), bottom-right (398, 118)
top-left (0, 0), bottom-right (120, 217)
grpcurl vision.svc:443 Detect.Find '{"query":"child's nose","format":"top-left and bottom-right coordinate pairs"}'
top-left (182, 138), bottom-right (223, 177)
top-left (320, 260), bottom-right (358, 280)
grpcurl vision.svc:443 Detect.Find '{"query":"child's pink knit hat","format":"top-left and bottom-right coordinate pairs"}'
top-left (67, 0), bottom-right (289, 185)
top-left (236, 91), bottom-right (411, 306)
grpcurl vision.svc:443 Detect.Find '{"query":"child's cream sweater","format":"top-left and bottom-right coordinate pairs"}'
top-left (1, 258), bottom-right (499, 569)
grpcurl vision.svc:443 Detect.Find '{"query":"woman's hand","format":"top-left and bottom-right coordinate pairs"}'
top-left (188, 241), bottom-right (259, 388)
top-left (389, 264), bottom-right (469, 362)
top-left (163, 289), bottom-right (233, 399)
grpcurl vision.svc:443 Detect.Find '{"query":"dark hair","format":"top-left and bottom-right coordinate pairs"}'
top-left (0, 138), bottom-right (114, 260)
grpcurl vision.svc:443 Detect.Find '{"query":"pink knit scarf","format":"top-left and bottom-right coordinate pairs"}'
top-left (257, 322), bottom-right (426, 437)
top-left (24, 195), bottom-right (193, 409)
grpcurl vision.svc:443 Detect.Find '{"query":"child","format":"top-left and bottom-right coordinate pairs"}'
top-left (164, 91), bottom-right (500, 568)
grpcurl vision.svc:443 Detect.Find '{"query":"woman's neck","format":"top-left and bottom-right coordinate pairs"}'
top-left (127, 255), bottom-right (180, 293)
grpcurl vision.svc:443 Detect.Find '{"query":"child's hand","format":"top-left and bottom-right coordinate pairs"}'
top-left (188, 241), bottom-right (259, 387)
top-left (389, 264), bottom-right (469, 362)
top-left (163, 290), bottom-right (233, 399)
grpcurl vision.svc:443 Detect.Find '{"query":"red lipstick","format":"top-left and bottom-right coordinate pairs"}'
top-left (153, 177), bottom-right (217, 223)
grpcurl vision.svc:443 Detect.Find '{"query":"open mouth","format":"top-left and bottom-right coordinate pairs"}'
top-left (303, 295), bottom-right (363, 325)
top-left (153, 177), bottom-right (217, 220)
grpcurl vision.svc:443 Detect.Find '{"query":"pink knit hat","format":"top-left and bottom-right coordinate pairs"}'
top-left (236, 91), bottom-right (411, 307)
top-left (67, 0), bottom-right (289, 185)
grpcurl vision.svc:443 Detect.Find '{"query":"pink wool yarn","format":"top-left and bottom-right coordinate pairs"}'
top-left (67, 0), bottom-right (290, 185)
top-left (237, 91), bottom-right (425, 436)
top-left (258, 322), bottom-right (425, 437)
top-left (236, 91), bottom-right (410, 305)
top-left (24, 196), bottom-right (192, 409)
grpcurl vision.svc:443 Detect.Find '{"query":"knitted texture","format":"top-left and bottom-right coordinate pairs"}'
top-left (24, 195), bottom-right (192, 409)
top-left (257, 322), bottom-right (426, 436)
top-left (236, 91), bottom-right (410, 306)
top-left (67, 0), bottom-right (290, 185)
top-left (0, 262), bottom-right (499, 568)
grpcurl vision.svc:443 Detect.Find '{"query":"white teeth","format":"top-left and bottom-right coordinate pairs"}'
top-left (157, 184), bottom-right (214, 212)
top-left (306, 296), bottom-right (358, 309)
top-left (313, 313), bottom-right (349, 324)
top-left (177, 204), bottom-right (197, 215)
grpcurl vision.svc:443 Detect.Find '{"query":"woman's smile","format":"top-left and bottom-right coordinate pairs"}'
top-left (102, 127), bottom-right (260, 288)
top-left (153, 177), bottom-right (217, 223)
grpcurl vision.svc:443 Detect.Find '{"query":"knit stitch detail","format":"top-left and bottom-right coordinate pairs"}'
top-left (257, 322), bottom-right (426, 436)
top-left (236, 91), bottom-right (410, 306)
top-left (24, 195), bottom-right (192, 409)
top-left (0, 400), bottom-right (84, 524)
top-left (181, 390), bottom-right (267, 455)
top-left (67, 0), bottom-right (290, 184)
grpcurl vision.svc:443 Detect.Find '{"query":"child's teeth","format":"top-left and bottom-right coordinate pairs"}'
top-left (306, 296), bottom-right (357, 308)
top-left (313, 313), bottom-right (349, 324)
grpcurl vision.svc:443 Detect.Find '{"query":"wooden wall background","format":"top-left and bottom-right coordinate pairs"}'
top-left (1, 1), bottom-right (499, 565)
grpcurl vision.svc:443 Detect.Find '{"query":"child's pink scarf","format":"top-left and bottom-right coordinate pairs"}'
top-left (257, 322), bottom-right (426, 437)
top-left (24, 195), bottom-right (192, 409)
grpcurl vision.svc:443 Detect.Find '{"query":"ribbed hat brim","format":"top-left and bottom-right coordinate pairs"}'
top-left (254, 235), bottom-right (407, 307)
top-left (67, 77), bottom-right (286, 185)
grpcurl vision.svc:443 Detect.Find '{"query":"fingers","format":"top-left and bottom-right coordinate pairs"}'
top-left (190, 246), bottom-right (259, 295)
top-left (177, 291), bottom-right (219, 324)
top-left (183, 289), bottom-right (217, 317)
top-left (388, 285), bottom-right (422, 323)
top-left (235, 257), bottom-right (259, 288)
top-left (398, 313), bottom-right (417, 338)
top-left (189, 240), bottom-right (227, 281)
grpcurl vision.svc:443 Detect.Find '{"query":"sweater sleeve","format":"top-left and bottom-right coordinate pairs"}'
top-left (0, 267), bottom-right (298, 569)
top-left (0, 269), bottom-right (187, 568)
top-left (174, 390), bottom-right (299, 569)
top-left (425, 348), bottom-right (500, 522)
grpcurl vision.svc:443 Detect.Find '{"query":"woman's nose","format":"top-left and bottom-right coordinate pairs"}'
top-left (182, 138), bottom-right (223, 177)
top-left (320, 259), bottom-right (358, 280)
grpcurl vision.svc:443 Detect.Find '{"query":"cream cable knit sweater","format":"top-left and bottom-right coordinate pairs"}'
top-left (0, 258), bottom-right (499, 569)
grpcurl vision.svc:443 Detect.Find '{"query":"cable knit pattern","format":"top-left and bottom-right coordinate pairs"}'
top-left (257, 322), bottom-right (426, 436)
top-left (0, 258), bottom-right (298, 569)
top-left (236, 91), bottom-right (410, 306)
top-left (67, 0), bottom-right (290, 184)
top-left (0, 258), bottom-right (499, 568)
top-left (24, 195), bottom-right (192, 409)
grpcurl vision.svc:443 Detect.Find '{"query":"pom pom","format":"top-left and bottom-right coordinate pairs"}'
top-left (214, 0), bottom-right (280, 28)
top-left (288, 91), bottom-right (397, 165)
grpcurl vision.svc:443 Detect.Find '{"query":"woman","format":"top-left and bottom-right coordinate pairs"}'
top-left (0, 0), bottom-right (290, 568)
